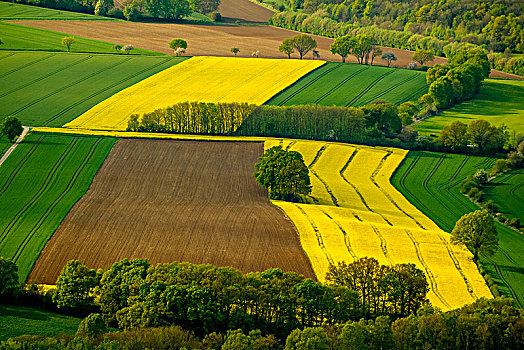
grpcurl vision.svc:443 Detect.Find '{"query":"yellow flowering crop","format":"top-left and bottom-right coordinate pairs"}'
top-left (269, 139), bottom-right (492, 311)
top-left (64, 56), bottom-right (324, 131)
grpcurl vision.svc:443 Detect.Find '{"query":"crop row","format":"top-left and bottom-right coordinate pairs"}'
top-left (0, 133), bottom-right (115, 281)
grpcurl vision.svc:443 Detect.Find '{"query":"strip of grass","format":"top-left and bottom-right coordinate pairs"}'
top-left (484, 170), bottom-right (524, 224)
top-left (0, 132), bottom-right (116, 282)
top-left (0, 51), bottom-right (187, 126)
top-left (391, 151), bottom-right (524, 307)
top-left (0, 22), bottom-right (160, 54)
top-left (266, 62), bottom-right (428, 107)
top-left (0, 1), bottom-right (117, 21)
top-left (0, 304), bottom-right (81, 341)
top-left (413, 79), bottom-right (524, 135)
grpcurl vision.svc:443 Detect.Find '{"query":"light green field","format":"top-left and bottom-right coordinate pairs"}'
top-left (484, 170), bottom-right (524, 224)
top-left (0, 51), bottom-right (186, 126)
top-left (0, 22), bottom-right (160, 54)
top-left (0, 132), bottom-right (116, 281)
top-left (0, 304), bottom-right (81, 341)
top-left (0, 1), bottom-right (117, 20)
top-left (391, 151), bottom-right (524, 307)
top-left (267, 62), bottom-right (428, 107)
top-left (414, 79), bottom-right (524, 135)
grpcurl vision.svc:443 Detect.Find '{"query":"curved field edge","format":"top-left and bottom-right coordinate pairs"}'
top-left (390, 151), bottom-right (524, 307)
top-left (0, 132), bottom-right (116, 282)
top-left (264, 139), bottom-right (491, 311)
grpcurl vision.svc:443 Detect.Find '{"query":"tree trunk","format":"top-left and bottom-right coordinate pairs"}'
top-left (342, 56), bottom-right (345, 63)
top-left (474, 248), bottom-right (479, 262)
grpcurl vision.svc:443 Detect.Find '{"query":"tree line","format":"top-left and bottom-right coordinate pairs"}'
top-left (270, 0), bottom-right (523, 54)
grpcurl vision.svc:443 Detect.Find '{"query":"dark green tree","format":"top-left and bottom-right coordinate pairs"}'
top-left (76, 313), bottom-right (107, 338)
top-left (53, 260), bottom-right (98, 309)
top-left (0, 116), bottom-right (23, 143)
top-left (451, 210), bottom-right (498, 261)
top-left (279, 38), bottom-right (295, 58)
top-left (254, 146), bottom-right (311, 201)
top-left (330, 35), bottom-right (354, 63)
top-left (439, 120), bottom-right (468, 150)
top-left (285, 327), bottom-right (329, 350)
top-left (169, 38), bottom-right (188, 56)
top-left (0, 257), bottom-right (19, 299)
top-left (360, 102), bottom-right (402, 135)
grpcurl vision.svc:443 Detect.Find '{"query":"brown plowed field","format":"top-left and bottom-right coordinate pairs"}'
top-left (28, 140), bottom-right (315, 284)
top-left (218, 0), bottom-right (274, 23)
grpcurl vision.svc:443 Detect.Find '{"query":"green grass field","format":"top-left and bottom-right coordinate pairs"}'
top-left (413, 79), bottom-right (524, 135)
top-left (0, 22), bottom-right (161, 54)
top-left (0, 137), bottom-right (11, 156)
top-left (0, 51), bottom-right (186, 126)
top-left (391, 151), bottom-right (524, 307)
top-left (484, 170), bottom-right (524, 224)
top-left (0, 132), bottom-right (116, 282)
top-left (266, 62), bottom-right (428, 107)
top-left (0, 1), bottom-right (117, 20)
top-left (0, 304), bottom-right (81, 341)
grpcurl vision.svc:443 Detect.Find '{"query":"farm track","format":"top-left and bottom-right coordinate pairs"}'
top-left (29, 140), bottom-right (315, 283)
top-left (12, 138), bottom-right (103, 263)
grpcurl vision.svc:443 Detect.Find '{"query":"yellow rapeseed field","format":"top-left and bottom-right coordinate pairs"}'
top-left (268, 139), bottom-right (492, 311)
top-left (64, 56), bottom-right (324, 131)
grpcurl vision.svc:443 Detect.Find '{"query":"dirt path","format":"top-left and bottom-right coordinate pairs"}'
top-left (0, 126), bottom-right (30, 167)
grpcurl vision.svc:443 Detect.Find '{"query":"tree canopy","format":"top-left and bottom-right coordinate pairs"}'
top-left (0, 116), bottom-right (23, 143)
top-left (287, 34), bottom-right (317, 59)
top-left (451, 210), bottom-right (498, 261)
top-left (254, 146), bottom-right (311, 201)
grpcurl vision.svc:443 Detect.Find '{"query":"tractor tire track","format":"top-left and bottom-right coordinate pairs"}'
top-left (313, 66), bottom-right (369, 104)
top-left (12, 138), bottom-right (103, 263)
top-left (0, 53), bottom-right (55, 79)
top-left (357, 73), bottom-right (420, 106)
top-left (294, 204), bottom-right (334, 265)
top-left (405, 229), bottom-right (451, 309)
top-left (319, 208), bottom-right (358, 260)
top-left (345, 69), bottom-right (396, 107)
top-left (371, 225), bottom-right (393, 265)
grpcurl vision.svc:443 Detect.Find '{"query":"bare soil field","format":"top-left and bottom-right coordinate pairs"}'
top-left (28, 140), bottom-right (315, 284)
top-left (218, 0), bottom-right (274, 23)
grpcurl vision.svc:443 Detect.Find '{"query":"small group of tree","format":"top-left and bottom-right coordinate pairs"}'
top-left (254, 146), bottom-right (311, 201)
top-left (279, 34), bottom-right (317, 59)
top-left (438, 119), bottom-right (508, 154)
top-left (330, 34), bottom-right (382, 65)
top-left (127, 101), bottom-right (257, 134)
top-left (488, 50), bottom-right (524, 77)
top-left (0, 116), bottom-right (23, 143)
top-left (422, 49), bottom-right (490, 110)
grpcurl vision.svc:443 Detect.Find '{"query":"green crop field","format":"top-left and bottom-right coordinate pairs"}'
top-left (0, 22), bottom-right (160, 54)
top-left (0, 132), bottom-right (115, 282)
top-left (391, 151), bottom-right (524, 307)
top-left (266, 62), bottom-right (428, 107)
top-left (0, 51), bottom-right (186, 126)
top-left (484, 170), bottom-right (524, 224)
top-left (0, 1), bottom-right (117, 21)
top-left (413, 79), bottom-right (524, 135)
top-left (0, 304), bottom-right (81, 341)
top-left (0, 137), bottom-right (11, 156)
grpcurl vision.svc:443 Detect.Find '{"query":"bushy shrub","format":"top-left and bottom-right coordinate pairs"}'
top-left (474, 169), bottom-right (489, 184)
top-left (210, 11), bottom-right (221, 21)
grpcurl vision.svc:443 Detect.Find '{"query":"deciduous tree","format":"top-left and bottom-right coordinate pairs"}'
top-left (451, 210), bottom-right (498, 261)
top-left (412, 49), bottom-right (435, 66)
top-left (439, 120), bottom-right (468, 150)
top-left (230, 47), bottom-right (240, 56)
top-left (289, 34), bottom-right (317, 59)
top-left (169, 38), bottom-right (188, 55)
top-left (76, 313), bottom-right (107, 338)
top-left (0, 257), bottom-right (19, 299)
top-left (330, 35), bottom-right (353, 63)
top-left (279, 38), bottom-right (295, 58)
top-left (381, 51), bottom-right (397, 67)
top-left (0, 116), bottom-right (23, 143)
top-left (61, 36), bottom-right (75, 52)
top-left (53, 260), bottom-right (98, 309)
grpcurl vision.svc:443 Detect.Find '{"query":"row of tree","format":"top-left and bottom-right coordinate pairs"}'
top-left (42, 256), bottom-right (432, 338)
top-left (127, 101), bottom-right (406, 143)
top-left (439, 119), bottom-right (509, 154)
